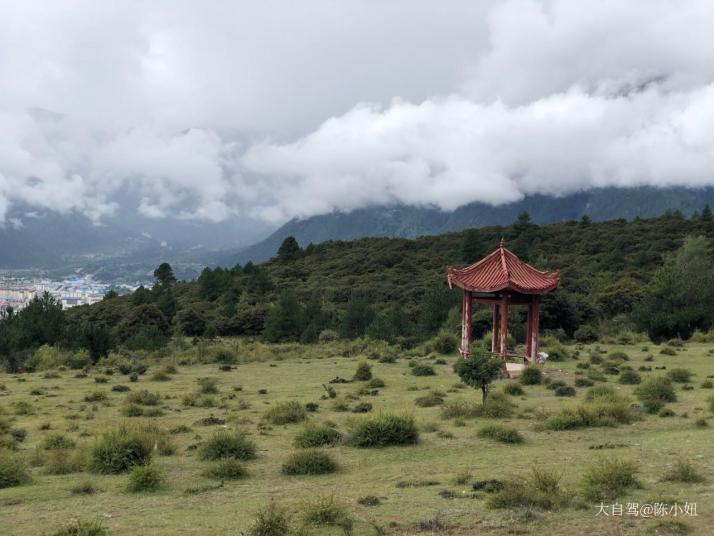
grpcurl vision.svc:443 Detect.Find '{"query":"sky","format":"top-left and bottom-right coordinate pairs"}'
top-left (2, 0), bottom-right (714, 229)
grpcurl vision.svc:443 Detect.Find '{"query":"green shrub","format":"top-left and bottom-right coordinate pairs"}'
top-left (0, 449), bottom-right (31, 488)
top-left (667, 368), bottom-right (693, 383)
top-left (519, 366), bottom-right (542, 385)
top-left (661, 459), bottom-right (705, 483)
top-left (635, 376), bottom-right (677, 413)
top-left (575, 378), bottom-right (595, 387)
top-left (440, 399), bottom-right (480, 419)
top-left (88, 427), bottom-right (152, 474)
top-left (476, 394), bottom-right (515, 418)
top-left (477, 425), bottom-right (523, 444)
top-left (42, 433), bottom-right (76, 450)
top-left (709, 395), bottom-right (714, 413)
top-left (197, 377), bottom-right (219, 394)
top-left (542, 389), bottom-right (635, 431)
top-left (701, 380), bottom-right (713, 389)
top-left (574, 325), bottom-right (598, 343)
top-left (581, 458), bottom-right (639, 501)
top-left (150, 371), bottom-right (171, 382)
top-left (112, 385), bottom-right (130, 392)
top-left (264, 401), bottom-right (307, 425)
top-left (432, 332), bottom-right (458, 354)
top-left (543, 340), bottom-right (570, 361)
top-left (503, 383), bottom-right (524, 396)
top-left (618, 370), bottom-right (642, 385)
top-left (198, 431), bottom-right (257, 461)
top-left (352, 361), bottom-right (372, 381)
top-left (126, 463), bottom-right (164, 492)
top-left (487, 468), bottom-right (568, 510)
top-left (660, 346), bottom-right (677, 356)
top-left (203, 459), bottom-right (248, 480)
top-left (367, 377), bottom-right (385, 388)
top-left (247, 502), bottom-right (289, 536)
top-left (70, 480), bottom-right (97, 495)
top-left (411, 363), bottom-right (436, 376)
top-left (281, 449), bottom-right (338, 475)
top-left (347, 413), bottom-right (419, 447)
top-left (126, 390), bottom-right (161, 406)
top-left (45, 449), bottom-right (86, 475)
top-left (83, 391), bottom-right (107, 403)
top-left (48, 519), bottom-right (107, 536)
top-left (293, 423), bottom-right (342, 448)
top-left (607, 351), bottom-right (629, 362)
top-left (301, 493), bottom-right (351, 528)
top-left (414, 390), bottom-right (445, 407)
top-left (121, 404), bottom-right (145, 417)
top-left (554, 385), bottom-right (576, 397)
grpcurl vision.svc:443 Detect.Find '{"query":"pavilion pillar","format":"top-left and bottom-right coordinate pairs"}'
top-left (525, 300), bottom-right (533, 363)
top-left (499, 294), bottom-right (508, 360)
top-left (460, 290), bottom-right (472, 357)
top-left (491, 303), bottom-right (499, 354)
top-left (530, 296), bottom-right (541, 362)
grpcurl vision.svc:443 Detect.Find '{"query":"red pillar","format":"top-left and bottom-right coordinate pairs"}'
top-left (491, 303), bottom-right (499, 354)
top-left (530, 296), bottom-right (540, 362)
top-left (460, 290), bottom-right (472, 357)
top-left (499, 294), bottom-right (508, 360)
top-left (525, 300), bottom-right (533, 363)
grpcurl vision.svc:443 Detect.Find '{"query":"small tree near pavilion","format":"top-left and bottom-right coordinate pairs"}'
top-left (453, 348), bottom-right (503, 403)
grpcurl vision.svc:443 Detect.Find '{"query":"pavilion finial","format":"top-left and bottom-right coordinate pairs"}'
top-left (500, 237), bottom-right (505, 248)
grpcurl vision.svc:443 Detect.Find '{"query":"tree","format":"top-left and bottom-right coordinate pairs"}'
top-left (277, 236), bottom-right (301, 261)
top-left (702, 204), bottom-right (713, 222)
top-left (153, 262), bottom-right (176, 287)
top-left (116, 304), bottom-right (170, 342)
top-left (177, 305), bottom-right (207, 337)
top-left (132, 285), bottom-right (152, 305)
top-left (418, 285), bottom-right (457, 334)
top-left (460, 229), bottom-right (486, 263)
top-left (453, 349), bottom-right (503, 402)
top-left (16, 292), bottom-right (64, 349)
top-left (339, 296), bottom-right (374, 339)
top-left (82, 322), bottom-right (112, 363)
top-left (262, 291), bottom-right (304, 342)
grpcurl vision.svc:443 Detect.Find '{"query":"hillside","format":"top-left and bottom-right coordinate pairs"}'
top-left (227, 186), bottom-right (714, 264)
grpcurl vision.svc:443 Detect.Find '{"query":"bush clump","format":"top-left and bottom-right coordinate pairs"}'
top-left (198, 431), bottom-right (257, 461)
top-left (581, 458), bottom-right (639, 501)
top-left (503, 383), bottom-right (524, 396)
top-left (125, 390), bottom-right (161, 406)
top-left (42, 433), bottom-right (76, 450)
top-left (519, 365), bottom-right (543, 385)
top-left (477, 425), bottom-right (524, 444)
top-left (203, 459), bottom-right (248, 480)
top-left (487, 468), bottom-right (568, 510)
top-left (414, 390), bottom-right (446, 407)
top-left (126, 464), bottom-right (164, 492)
top-left (264, 401), bottom-right (307, 425)
top-left (45, 449), bottom-right (86, 475)
top-left (281, 449), bottom-right (338, 475)
top-left (542, 388), bottom-right (635, 430)
top-left (667, 368), bottom-right (693, 383)
top-left (618, 370), bottom-right (641, 385)
top-left (301, 493), bottom-right (352, 528)
top-left (635, 376), bottom-right (677, 413)
top-left (661, 459), bottom-right (705, 483)
top-left (247, 502), bottom-right (289, 536)
top-left (347, 413), bottom-right (419, 448)
top-left (48, 519), bottom-right (107, 536)
top-left (88, 427), bottom-right (152, 474)
top-left (410, 363), bottom-right (436, 377)
top-left (293, 423), bottom-right (342, 448)
top-left (0, 449), bottom-right (31, 488)
top-left (352, 361), bottom-right (372, 381)
top-left (197, 377), bottom-right (219, 394)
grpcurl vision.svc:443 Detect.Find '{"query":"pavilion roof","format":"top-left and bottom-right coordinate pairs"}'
top-left (447, 239), bottom-right (559, 294)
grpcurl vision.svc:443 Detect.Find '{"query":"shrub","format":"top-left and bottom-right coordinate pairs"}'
top-left (293, 423), bottom-right (342, 448)
top-left (112, 385), bottom-right (130, 392)
top-left (554, 385), bottom-right (576, 397)
top-left (43, 433), bottom-right (76, 450)
top-left (121, 404), bottom-right (145, 417)
top-left (701, 380), bottom-right (713, 389)
top-left (487, 468), bottom-right (568, 510)
top-left (150, 371), bottom-right (171, 382)
top-left (574, 325), bottom-right (598, 343)
top-left (660, 346), bottom-right (677, 356)
top-left (126, 390), bottom-right (160, 406)
top-left (45, 449), bottom-right (86, 474)
top-left (581, 458), bottom-right (639, 501)
top-left (199, 431), bottom-right (257, 461)
top-left (0, 449), bottom-right (31, 488)
top-left (49, 519), bottom-right (107, 536)
top-left (503, 383), bottom-right (524, 396)
top-left (709, 395), bottom-right (714, 413)
top-left (301, 494), bottom-right (351, 528)
top-left (453, 352), bottom-right (503, 402)
top-left (264, 401), bottom-right (307, 425)
top-left (477, 425), bottom-right (523, 444)
top-left (126, 464), bottom-right (164, 492)
top-left (661, 459), bottom-right (705, 483)
top-left (618, 370), bottom-right (642, 385)
top-left (88, 427), bottom-right (152, 474)
top-left (411, 363), bottom-right (436, 377)
top-left (542, 391), bottom-right (635, 431)
top-left (352, 361), bottom-right (372, 381)
top-left (575, 378), bottom-right (595, 387)
top-left (667, 368), bottom-right (693, 383)
top-left (203, 459), bottom-right (248, 480)
top-left (281, 449), bottom-right (338, 475)
top-left (348, 413), bottom-right (419, 447)
top-left (247, 502), bottom-right (289, 536)
top-left (519, 366), bottom-right (542, 385)
top-left (432, 332), bottom-right (458, 354)
top-left (607, 351), bottom-right (629, 362)
top-left (83, 391), bottom-right (107, 403)
top-left (635, 376), bottom-right (677, 413)
top-left (197, 377), bottom-right (219, 394)
top-left (367, 377), bottom-right (385, 388)
top-left (70, 480), bottom-right (97, 495)
top-left (414, 391), bottom-right (445, 407)
top-left (441, 399), bottom-right (480, 419)
top-left (477, 395), bottom-right (515, 418)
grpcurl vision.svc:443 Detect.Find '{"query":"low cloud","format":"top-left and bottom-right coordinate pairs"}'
top-left (1, 0), bottom-right (714, 225)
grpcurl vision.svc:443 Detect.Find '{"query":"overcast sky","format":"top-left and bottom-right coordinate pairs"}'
top-left (2, 0), bottom-right (714, 227)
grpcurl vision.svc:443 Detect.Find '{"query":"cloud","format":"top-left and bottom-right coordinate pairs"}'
top-left (1, 0), bottom-right (714, 225)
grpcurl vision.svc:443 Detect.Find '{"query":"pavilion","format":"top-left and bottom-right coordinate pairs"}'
top-left (447, 239), bottom-right (559, 369)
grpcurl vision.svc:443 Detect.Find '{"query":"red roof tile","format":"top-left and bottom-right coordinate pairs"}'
top-left (447, 239), bottom-right (559, 294)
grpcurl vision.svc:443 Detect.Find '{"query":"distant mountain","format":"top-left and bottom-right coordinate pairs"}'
top-left (224, 187), bottom-right (714, 264)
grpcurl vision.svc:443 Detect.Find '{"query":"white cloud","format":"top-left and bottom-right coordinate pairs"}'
top-left (1, 0), bottom-right (714, 225)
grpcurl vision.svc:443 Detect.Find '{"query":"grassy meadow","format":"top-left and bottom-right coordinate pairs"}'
top-left (1, 339), bottom-right (713, 535)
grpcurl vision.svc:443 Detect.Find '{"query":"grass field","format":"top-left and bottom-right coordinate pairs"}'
top-left (1, 340), bottom-right (713, 535)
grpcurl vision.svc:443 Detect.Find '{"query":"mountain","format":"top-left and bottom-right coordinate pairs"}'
top-left (224, 186), bottom-right (714, 265)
